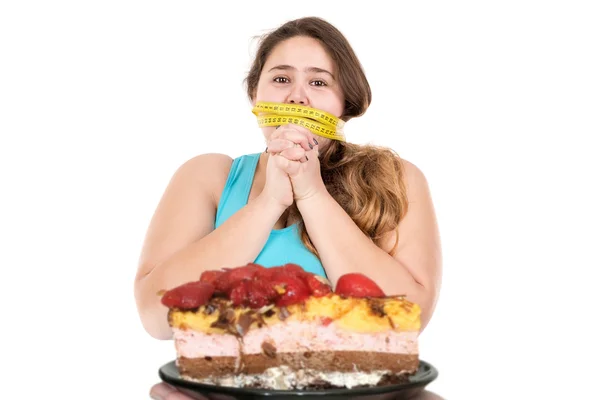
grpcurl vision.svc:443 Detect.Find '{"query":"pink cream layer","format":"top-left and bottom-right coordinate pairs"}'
top-left (173, 321), bottom-right (418, 359)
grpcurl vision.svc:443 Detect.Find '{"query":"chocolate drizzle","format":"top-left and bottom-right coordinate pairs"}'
top-left (386, 316), bottom-right (396, 329)
top-left (204, 303), bottom-right (217, 315)
top-left (261, 341), bottom-right (277, 358)
top-left (210, 307), bottom-right (237, 331)
top-left (224, 309), bottom-right (236, 323)
top-left (255, 312), bottom-right (267, 328)
top-left (278, 306), bottom-right (290, 321)
top-left (368, 299), bottom-right (386, 318)
top-left (236, 312), bottom-right (255, 336)
top-left (209, 304), bottom-right (262, 338)
top-left (235, 336), bottom-right (245, 373)
top-left (366, 298), bottom-right (398, 329)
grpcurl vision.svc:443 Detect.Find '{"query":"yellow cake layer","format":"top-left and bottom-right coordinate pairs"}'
top-left (169, 294), bottom-right (420, 334)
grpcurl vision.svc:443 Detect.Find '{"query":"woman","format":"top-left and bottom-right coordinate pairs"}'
top-left (137, 16), bottom-right (442, 400)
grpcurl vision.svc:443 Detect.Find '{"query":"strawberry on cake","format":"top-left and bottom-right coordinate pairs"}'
top-left (160, 263), bottom-right (421, 389)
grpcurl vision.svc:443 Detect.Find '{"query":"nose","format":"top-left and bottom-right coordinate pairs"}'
top-left (285, 82), bottom-right (309, 106)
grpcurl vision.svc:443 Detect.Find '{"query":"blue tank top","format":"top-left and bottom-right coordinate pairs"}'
top-left (214, 153), bottom-right (326, 278)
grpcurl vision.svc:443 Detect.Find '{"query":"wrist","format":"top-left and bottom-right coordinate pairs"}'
top-left (296, 187), bottom-right (330, 209)
top-left (255, 193), bottom-right (288, 218)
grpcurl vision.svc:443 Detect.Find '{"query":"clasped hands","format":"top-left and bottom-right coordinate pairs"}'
top-left (266, 124), bottom-right (327, 202)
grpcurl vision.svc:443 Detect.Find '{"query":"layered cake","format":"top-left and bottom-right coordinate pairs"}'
top-left (160, 263), bottom-right (421, 389)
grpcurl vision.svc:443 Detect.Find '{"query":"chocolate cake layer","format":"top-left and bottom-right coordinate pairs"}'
top-left (243, 351), bottom-right (418, 374)
top-left (177, 351), bottom-right (418, 380)
top-left (178, 356), bottom-right (237, 378)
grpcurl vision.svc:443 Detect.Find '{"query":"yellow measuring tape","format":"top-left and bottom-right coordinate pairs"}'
top-left (252, 102), bottom-right (346, 141)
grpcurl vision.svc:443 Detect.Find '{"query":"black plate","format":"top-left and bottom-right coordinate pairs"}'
top-left (159, 360), bottom-right (438, 400)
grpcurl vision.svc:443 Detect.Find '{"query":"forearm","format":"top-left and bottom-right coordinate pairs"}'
top-left (297, 191), bottom-right (426, 300)
top-left (136, 193), bottom-right (286, 339)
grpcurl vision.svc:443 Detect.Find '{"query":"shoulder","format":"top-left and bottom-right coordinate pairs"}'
top-left (400, 158), bottom-right (427, 183)
top-left (170, 153), bottom-right (234, 184)
top-left (179, 153), bottom-right (234, 174)
top-left (170, 153), bottom-right (234, 201)
top-left (399, 158), bottom-right (431, 198)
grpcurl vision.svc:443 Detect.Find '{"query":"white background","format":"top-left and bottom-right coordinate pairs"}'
top-left (1, 1), bottom-right (599, 399)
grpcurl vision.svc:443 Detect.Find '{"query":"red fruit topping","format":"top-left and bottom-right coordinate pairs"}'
top-left (173, 263), bottom-right (336, 309)
top-left (254, 267), bottom-right (276, 281)
top-left (214, 263), bottom-right (265, 294)
top-left (229, 263), bottom-right (264, 280)
top-left (161, 281), bottom-right (215, 309)
top-left (320, 317), bottom-right (333, 326)
top-left (334, 273), bottom-right (386, 298)
top-left (246, 279), bottom-right (278, 309)
top-left (271, 274), bottom-right (311, 307)
top-left (281, 263), bottom-right (306, 276)
top-left (229, 280), bottom-right (249, 307)
top-left (306, 275), bottom-right (332, 297)
top-left (213, 274), bottom-right (232, 294)
top-left (199, 270), bottom-right (224, 285)
top-left (260, 263), bottom-right (306, 280)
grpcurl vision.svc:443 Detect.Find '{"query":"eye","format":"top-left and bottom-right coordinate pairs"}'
top-left (273, 76), bottom-right (290, 83)
top-left (311, 80), bottom-right (328, 87)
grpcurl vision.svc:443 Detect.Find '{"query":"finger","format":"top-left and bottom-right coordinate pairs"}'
top-left (273, 154), bottom-right (292, 172)
top-left (278, 147), bottom-right (306, 162)
top-left (177, 387), bottom-right (211, 400)
top-left (310, 144), bottom-right (320, 159)
top-left (299, 151), bottom-right (310, 163)
top-left (266, 138), bottom-right (296, 153)
top-left (274, 154), bottom-right (302, 175)
top-left (165, 390), bottom-right (205, 400)
top-left (272, 126), bottom-right (312, 151)
top-left (150, 382), bottom-right (178, 399)
top-left (271, 124), bottom-right (319, 153)
top-left (282, 124), bottom-right (319, 149)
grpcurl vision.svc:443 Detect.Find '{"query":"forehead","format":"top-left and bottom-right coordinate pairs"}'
top-left (264, 36), bottom-right (336, 72)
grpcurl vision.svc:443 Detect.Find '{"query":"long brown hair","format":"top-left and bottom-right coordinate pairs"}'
top-left (245, 17), bottom-right (409, 257)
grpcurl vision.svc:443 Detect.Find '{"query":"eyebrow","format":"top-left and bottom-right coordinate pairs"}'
top-left (268, 64), bottom-right (335, 79)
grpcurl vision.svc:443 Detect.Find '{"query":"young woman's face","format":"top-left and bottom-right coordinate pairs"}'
top-left (254, 36), bottom-right (345, 147)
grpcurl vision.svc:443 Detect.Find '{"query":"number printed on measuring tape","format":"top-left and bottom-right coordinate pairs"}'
top-left (252, 102), bottom-right (346, 141)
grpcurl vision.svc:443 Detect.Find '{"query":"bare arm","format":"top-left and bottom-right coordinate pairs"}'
top-left (134, 154), bottom-right (286, 340)
top-left (297, 159), bottom-right (442, 331)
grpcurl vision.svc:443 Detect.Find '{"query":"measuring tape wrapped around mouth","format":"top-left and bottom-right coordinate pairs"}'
top-left (252, 101), bottom-right (346, 142)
